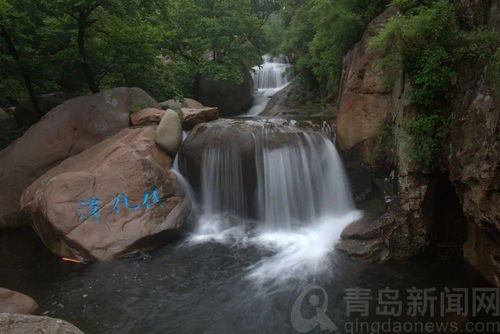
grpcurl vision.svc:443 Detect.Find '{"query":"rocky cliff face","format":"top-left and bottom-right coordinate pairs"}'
top-left (337, 7), bottom-right (397, 165)
top-left (337, 3), bottom-right (500, 286)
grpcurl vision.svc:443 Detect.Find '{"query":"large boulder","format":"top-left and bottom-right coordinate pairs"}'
top-left (155, 109), bottom-right (182, 156)
top-left (194, 64), bottom-right (254, 116)
top-left (130, 108), bottom-right (165, 126)
top-left (13, 92), bottom-right (70, 127)
top-left (181, 107), bottom-right (219, 131)
top-left (20, 127), bottom-right (189, 262)
top-left (0, 87), bottom-right (159, 229)
top-left (160, 98), bottom-right (204, 110)
top-left (0, 288), bottom-right (38, 314)
top-left (0, 313), bottom-right (84, 334)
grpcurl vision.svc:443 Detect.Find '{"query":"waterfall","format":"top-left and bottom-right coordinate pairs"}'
top-left (245, 55), bottom-right (293, 116)
top-left (179, 119), bottom-right (360, 282)
top-left (254, 131), bottom-right (354, 231)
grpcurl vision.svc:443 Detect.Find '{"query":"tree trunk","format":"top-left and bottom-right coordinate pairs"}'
top-left (77, 12), bottom-right (99, 93)
top-left (0, 24), bottom-right (41, 115)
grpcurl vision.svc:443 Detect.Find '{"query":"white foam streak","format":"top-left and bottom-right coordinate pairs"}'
top-left (246, 211), bottom-right (362, 283)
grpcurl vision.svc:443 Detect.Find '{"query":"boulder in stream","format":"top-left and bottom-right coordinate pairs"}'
top-left (0, 313), bottom-right (84, 334)
top-left (181, 107), bottom-right (219, 131)
top-left (20, 127), bottom-right (189, 261)
top-left (0, 288), bottom-right (38, 314)
top-left (155, 109), bottom-right (183, 156)
top-left (0, 87), bottom-right (160, 229)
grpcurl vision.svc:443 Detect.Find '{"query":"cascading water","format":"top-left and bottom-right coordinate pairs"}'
top-left (178, 119), bottom-right (361, 283)
top-left (245, 54), bottom-right (293, 116)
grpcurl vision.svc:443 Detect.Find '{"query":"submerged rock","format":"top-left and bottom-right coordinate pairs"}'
top-left (20, 127), bottom-right (189, 261)
top-left (181, 107), bottom-right (219, 131)
top-left (0, 288), bottom-right (38, 314)
top-left (0, 313), bottom-right (84, 334)
top-left (131, 108), bottom-right (165, 126)
top-left (155, 109), bottom-right (182, 156)
top-left (0, 87), bottom-right (159, 229)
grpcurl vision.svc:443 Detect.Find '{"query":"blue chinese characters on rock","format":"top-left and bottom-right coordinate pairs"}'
top-left (77, 188), bottom-right (165, 223)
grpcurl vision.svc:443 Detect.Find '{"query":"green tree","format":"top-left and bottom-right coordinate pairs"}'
top-left (0, 0), bottom-right (44, 113)
top-left (0, 0), bottom-right (272, 111)
top-left (277, 0), bottom-right (388, 98)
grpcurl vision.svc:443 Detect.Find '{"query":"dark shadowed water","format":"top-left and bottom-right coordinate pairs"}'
top-left (0, 228), bottom-right (495, 334)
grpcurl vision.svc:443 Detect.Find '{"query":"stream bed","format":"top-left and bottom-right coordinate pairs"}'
top-left (0, 227), bottom-right (494, 334)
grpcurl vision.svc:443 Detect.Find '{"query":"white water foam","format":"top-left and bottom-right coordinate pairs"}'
top-left (180, 120), bottom-right (360, 284)
top-left (244, 54), bottom-right (293, 116)
top-left (246, 211), bottom-right (361, 283)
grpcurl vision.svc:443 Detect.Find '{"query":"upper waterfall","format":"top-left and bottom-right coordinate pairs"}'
top-left (245, 55), bottom-right (293, 116)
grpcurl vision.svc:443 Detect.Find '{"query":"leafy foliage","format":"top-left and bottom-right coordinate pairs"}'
top-left (373, 0), bottom-right (499, 166)
top-left (275, 0), bottom-right (389, 99)
top-left (0, 0), bottom-right (277, 107)
top-left (405, 113), bottom-right (450, 165)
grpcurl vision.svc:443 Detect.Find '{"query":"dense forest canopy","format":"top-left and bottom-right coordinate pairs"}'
top-left (1, 0), bottom-right (499, 121)
top-left (1, 0), bottom-right (395, 111)
top-left (0, 0), bottom-right (282, 108)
